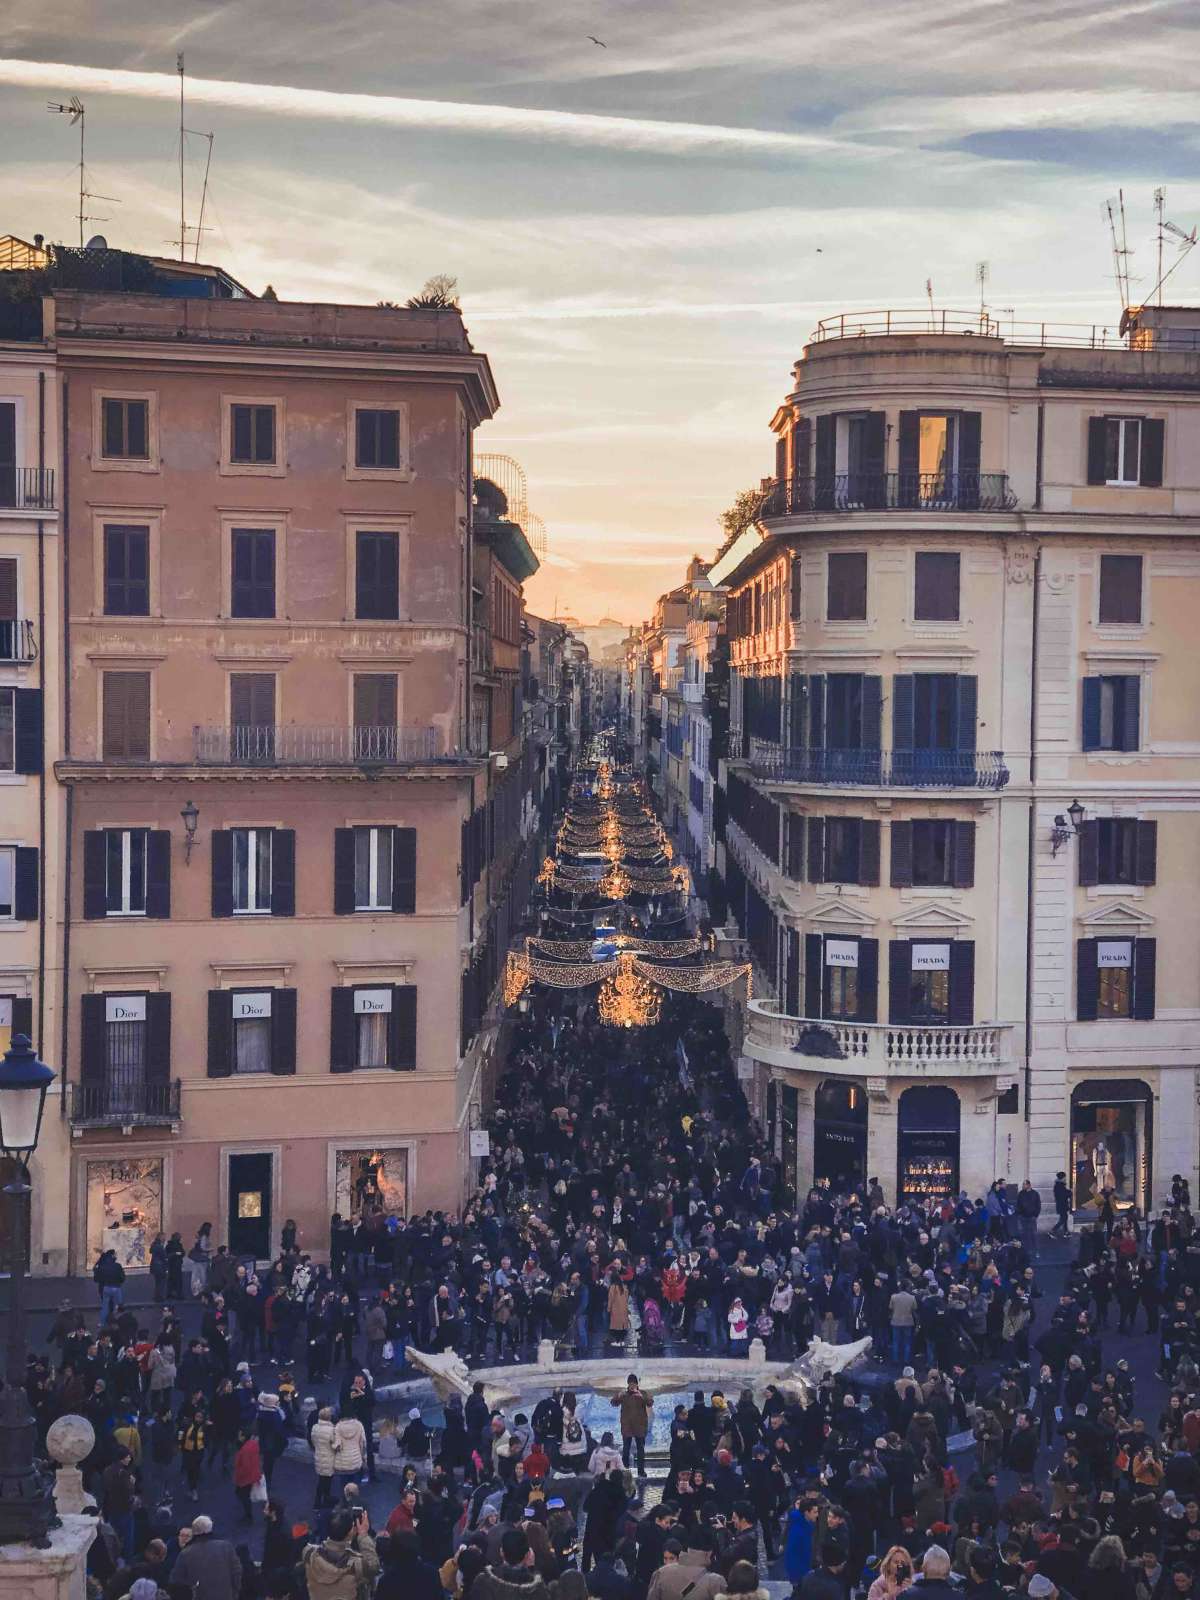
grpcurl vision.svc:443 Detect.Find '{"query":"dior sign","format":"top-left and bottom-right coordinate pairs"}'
top-left (234, 992), bottom-right (272, 1020)
top-left (354, 988), bottom-right (392, 1014)
top-left (105, 995), bottom-right (146, 1023)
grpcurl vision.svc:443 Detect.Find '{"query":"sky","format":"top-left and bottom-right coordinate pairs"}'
top-left (3, 1), bottom-right (1199, 623)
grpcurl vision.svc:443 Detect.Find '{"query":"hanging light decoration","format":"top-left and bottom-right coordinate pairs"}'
top-left (598, 951), bottom-right (661, 1028)
top-left (599, 863), bottom-right (631, 900)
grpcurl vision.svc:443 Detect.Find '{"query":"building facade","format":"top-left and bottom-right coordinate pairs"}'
top-left (13, 266), bottom-right (536, 1272)
top-left (704, 305), bottom-right (1200, 1213)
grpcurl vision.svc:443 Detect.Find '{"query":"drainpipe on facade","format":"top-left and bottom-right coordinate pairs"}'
top-left (1023, 542), bottom-right (1042, 1125)
top-left (59, 374), bottom-right (72, 1124)
top-left (36, 369), bottom-right (46, 1057)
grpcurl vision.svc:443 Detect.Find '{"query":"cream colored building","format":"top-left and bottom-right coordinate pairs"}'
top-left (710, 304), bottom-right (1200, 1215)
top-left (0, 323), bottom-right (69, 1272)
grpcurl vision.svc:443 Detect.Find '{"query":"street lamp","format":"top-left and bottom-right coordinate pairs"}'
top-left (1050, 798), bottom-right (1087, 857)
top-left (180, 799), bottom-right (200, 865)
top-left (0, 1033), bottom-right (57, 1547)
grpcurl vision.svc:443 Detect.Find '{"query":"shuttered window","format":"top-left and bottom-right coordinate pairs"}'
top-left (913, 552), bottom-right (960, 622)
top-left (1077, 938), bottom-right (1156, 1021)
top-left (827, 552), bottom-right (868, 620)
top-left (230, 528), bottom-right (276, 618)
top-left (355, 408), bottom-right (401, 469)
top-left (101, 398), bottom-right (149, 459)
top-left (353, 673), bottom-right (397, 729)
top-left (102, 672), bottom-right (151, 760)
top-left (103, 526), bottom-right (150, 616)
top-left (1086, 416), bottom-right (1164, 488)
top-left (355, 531), bottom-right (400, 620)
top-left (1082, 675), bottom-right (1140, 752)
top-left (1098, 554), bottom-right (1143, 625)
top-left (230, 404), bottom-right (276, 464)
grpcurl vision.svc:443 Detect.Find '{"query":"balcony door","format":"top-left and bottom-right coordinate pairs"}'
top-left (228, 1152), bottom-right (273, 1261)
top-left (0, 403), bottom-right (14, 508)
top-left (230, 673), bottom-right (276, 763)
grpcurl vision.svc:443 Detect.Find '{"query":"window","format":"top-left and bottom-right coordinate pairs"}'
top-left (0, 401), bottom-right (14, 506)
top-left (1087, 416), bottom-right (1164, 488)
top-left (914, 552), bottom-right (960, 622)
top-left (355, 531), bottom-right (400, 620)
top-left (232, 828), bottom-right (273, 913)
top-left (1082, 675), bottom-right (1140, 752)
top-left (105, 994), bottom-right (147, 1112)
top-left (1078, 818), bottom-right (1156, 887)
top-left (329, 985), bottom-right (416, 1072)
top-left (0, 848), bottom-right (10, 918)
top-left (906, 944), bottom-right (950, 1021)
top-left (1098, 554), bottom-right (1143, 625)
top-left (230, 404), bottom-right (276, 465)
top-left (892, 674), bottom-right (978, 782)
top-left (230, 529), bottom-right (276, 618)
top-left (805, 934), bottom-right (879, 1023)
top-left (232, 992), bottom-right (273, 1075)
top-left (1078, 936), bottom-right (1155, 1020)
top-left (354, 674), bottom-right (398, 759)
top-left (0, 558), bottom-right (17, 661)
top-left (106, 829), bottom-right (147, 915)
top-left (102, 672), bottom-right (151, 761)
top-left (356, 990), bottom-right (391, 1067)
top-left (103, 526), bottom-right (150, 616)
top-left (0, 688), bottom-right (12, 771)
top-left (889, 939), bottom-right (974, 1025)
top-left (354, 826), bottom-right (392, 910)
top-left (827, 552), bottom-right (867, 620)
top-left (101, 398), bottom-right (149, 460)
top-left (789, 557), bottom-right (803, 620)
top-left (890, 818), bottom-right (977, 888)
top-left (827, 963), bottom-right (859, 1019)
top-left (229, 673), bottom-right (275, 761)
top-left (355, 408), bottom-right (401, 470)
top-left (808, 816), bottom-right (880, 885)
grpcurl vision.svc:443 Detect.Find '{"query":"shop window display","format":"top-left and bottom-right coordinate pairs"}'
top-left (334, 1147), bottom-right (408, 1220)
top-left (85, 1157), bottom-right (163, 1270)
top-left (1070, 1093), bottom-right (1148, 1212)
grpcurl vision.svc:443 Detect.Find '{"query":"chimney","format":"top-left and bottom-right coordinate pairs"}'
top-left (34, 233), bottom-right (44, 248)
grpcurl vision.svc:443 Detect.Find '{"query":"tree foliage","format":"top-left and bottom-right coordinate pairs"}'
top-left (714, 487), bottom-right (762, 559)
top-left (405, 273), bottom-right (461, 311)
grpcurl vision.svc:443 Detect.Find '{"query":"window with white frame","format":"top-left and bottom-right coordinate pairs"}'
top-left (0, 848), bottom-right (12, 919)
top-left (232, 991), bottom-right (272, 1074)
top-left (354, 826), bottom-right (393, 911)
top-left (105, 994), bottom-right (147, 1110)
top-left (105, 829), bottom-right (148, 915)
top-left (1104, 418), bottom-right (1142, 486)
top-left (232, 828), bottom-right (273, 914)
top-left (355, 987), bottom-right (392, 1068)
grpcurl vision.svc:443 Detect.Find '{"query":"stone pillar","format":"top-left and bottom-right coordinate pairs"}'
top-left (795, 1086), bottom-right (815, 1198)
top-left (960, 1086), bottom-right (998, 1199)
top-left (45, 1417), bottom-right (96, 1517)
top-left (0, 1515), bottom-right (97, 1600)
top-left (865, 1081), bottom-right (898, 1206)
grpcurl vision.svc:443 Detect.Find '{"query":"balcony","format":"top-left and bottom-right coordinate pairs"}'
top-left (759, 472), bottom-right (1015, 518)
top-left (746, 999), bottom-right (1011, 1080)
top-left (0, 619), bottom-right (36, 663)
top-left (748, 741), bottom-right (1008, 790)
top-left (68, 1075), bottom-right (182, 1128)
top-left (193, 724), bottom-right (449, 765)
top-left (0, 468), bottom-right (56, 512)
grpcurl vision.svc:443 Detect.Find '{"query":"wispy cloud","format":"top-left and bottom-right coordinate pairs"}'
top-left (0, 56), bottom-right (863, 160)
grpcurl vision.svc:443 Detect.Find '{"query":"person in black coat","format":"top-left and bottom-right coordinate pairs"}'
top-left (375, 1529), bottom-right (442, 1600)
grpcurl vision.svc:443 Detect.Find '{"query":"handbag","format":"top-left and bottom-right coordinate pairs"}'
top-left (250, 1474), bottom-right (269, 1504)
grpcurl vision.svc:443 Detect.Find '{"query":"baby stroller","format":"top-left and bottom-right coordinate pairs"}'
top-left (640, 1297), bottom-right (666, 1353)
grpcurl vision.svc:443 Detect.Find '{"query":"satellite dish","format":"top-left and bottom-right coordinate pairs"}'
top-left (85, 234), bottom-right (108, 251)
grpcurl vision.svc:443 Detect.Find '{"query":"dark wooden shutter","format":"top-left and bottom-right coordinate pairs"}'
top-left (1119, 677), bottom-right (1140, 751)
top-left (890, 822), bottom-right (913, 887)
top-left (353, 673), bottom-right (398, 731)
top-left (1076, 939), bottom-right (1099, 1021)
top-left (898, 411), bottom-right (920, 504)
top-left (815, 414), bottom-right (835, 503)
top-left (1081, 677), bottom-right (1102, 750)
top-left (1077, 820), bottom-right (1099, 886)
top-left (145, 993), bottom-right (171, 1082)
top-left (888, 941), bottom-right (911, 1024)
top-left (330, 989), bottom-right (356, 1072)
top-left (390, 985), bottom-right (417, 1070)
top-left (271, 988), bottom-right (298, 1074)
top-left (211, 830), bottom-right (233, 918)
top-left (892, 675), bottom-right (915, 751)
top-left (207, 991), bottom-right (233, 1078)
top-left (13, 848), bottom-right (38, 921)
top-left (13, 688), bottom-right (43, 773)
top-left (80, 994), bottom-right (107, 1085)
top-left (793, 418), bottom-right (811, 480)
top-left (101, 674), bottom-right (149, 761)
top-left (954, 675), bottom-right (978, 753)
top-left (1140, 418), bottom-right (1164, 487)
top-left (958, 411), bottom-right (982, 506)
top-left (0, 558), bottom-right (17, 619)
top-left (806, 676), bottom-right (825, 749)
top-left (11, 996), bottom-right (32, 1043)
top-left (333, 829), bottom-right (356, 915)
top-left (862, 411), bottom-right (886, 477)
top-left (807, 817), bottom-right (825, 884)
top-left (391, 827), bottom-right (417, 914)
top-left (272, 829), bottom-right (296, 916)
top-left (861, 676), bottom-right (883, 756)
top-left (1132, 938), bottom-right (1156, 1020)
top-left (948, 941), bottom-right (975, 1024)
top-left (83, 832), bottom-right (108, 919)
top-left (145, 831), bottom-right (171, 919)
top-left (952, 821), bottom-right (976, 888)
top-left (1135, 820), bottom-right (1157, 885)
top-left (804, 934), bottom-right (822, 1018)
top-left (784, 930), bottom-right (801, 1015)
top-left (1086, 418), bottom-right (1107, 484)
top-left (785, 814), bottom-right (805, 881)
top-left (857, 938), bottom-right (879, 1023)
top-left (859, 820), bottom-right (881, 886)
top-left (230, 672), bottom-right (274, 729)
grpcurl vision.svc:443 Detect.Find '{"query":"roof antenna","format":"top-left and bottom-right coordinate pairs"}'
top-left (47, 96), bottom-right (86, 247)
top-left (192, 132), bottom-right (215, 263)
top-left (925, 277), bottom-right (935, 327)
top-left (976, 260), bottom-right (989, 329)
top-left (1104, 191), bottom-right (1133, 314)
top-left (177, 54), bottom-right (186, 260)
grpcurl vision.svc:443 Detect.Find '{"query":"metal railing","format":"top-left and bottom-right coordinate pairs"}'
top-left (759, 471), bottom-right (1015, 517)
top-left (809, 309), bottom-right (1200, 351)
top-left (745, 1000), bottom-right (1010, 1077)
top-left (193, 723), bottom-right (445, 765)
top-left (68, 1075), bottom-right (181, 1126)
top-left (0, 468), bottom-right (56, 511)
top-left (749, 742), bottom-right (1009, 790)
top-left (0, 619), bottom-right (36, 662)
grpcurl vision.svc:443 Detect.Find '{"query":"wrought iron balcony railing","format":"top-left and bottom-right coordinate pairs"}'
top-left (749, 742), bottom-right (1008, 790)
top-left (0, 618), bottom-right (36, 662)
top-left (0, 468), bottom-right (56, 511)
top-left (759, 471), bottom-right (1015, 517)
top-left (68, 1075), bottom-right (181, 1127)
top-left (193, 723), bottom-right (447, 765)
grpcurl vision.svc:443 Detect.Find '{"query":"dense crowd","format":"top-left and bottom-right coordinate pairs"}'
top-left (17, 989), bottom-right (1200, 1600)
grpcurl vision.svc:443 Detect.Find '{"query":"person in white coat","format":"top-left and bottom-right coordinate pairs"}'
top-left (332, 1412), bottom-right (366, 1492)
top-left (310, 1406), bottom-right (338, 1509)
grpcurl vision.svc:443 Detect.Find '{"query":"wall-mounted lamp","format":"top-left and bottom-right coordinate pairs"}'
top-left (180, 799), bottom-right (200, 864)
top-left (1050, 797), bottom-right (1086, 857)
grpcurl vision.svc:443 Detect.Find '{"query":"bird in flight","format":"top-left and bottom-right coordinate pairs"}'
top-left (587, 34), bottom-right (608, 46)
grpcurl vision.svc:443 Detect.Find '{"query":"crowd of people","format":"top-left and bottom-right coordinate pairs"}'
top-left (16, 986), bottom-right (1200, 1600)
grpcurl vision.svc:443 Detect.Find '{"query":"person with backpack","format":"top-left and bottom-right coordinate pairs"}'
top-left (559, 1394), bottom-right (589, 1472)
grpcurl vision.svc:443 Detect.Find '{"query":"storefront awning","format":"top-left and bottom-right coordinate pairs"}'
top-left (1071, 1077), bottom-right (1152, 1106)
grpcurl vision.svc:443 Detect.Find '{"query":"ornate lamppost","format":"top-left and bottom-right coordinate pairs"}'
top-left (0, 1033), bottom-right (56, 1546)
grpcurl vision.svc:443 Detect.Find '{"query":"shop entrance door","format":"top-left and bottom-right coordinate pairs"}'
top-left (228, 1152), bottom-right (272, 1261)
top-left (813, 1079), bottom-right (868, 1198)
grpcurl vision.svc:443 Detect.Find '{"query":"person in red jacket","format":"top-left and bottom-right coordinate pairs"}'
top-left (232, 1432), bottom-right (262, 1525)
top-left (524, 1439), bottom-right (551, 1482)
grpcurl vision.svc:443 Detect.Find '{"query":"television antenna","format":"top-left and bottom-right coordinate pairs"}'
top-left (47, 97), bottom-right (119, 247)
top-left (1150, 186), bottom-right (1197, 307)
top-left (1104, 190), bottom-right (1133, 313)
top-left (976, 260), bottom-right (989, 325)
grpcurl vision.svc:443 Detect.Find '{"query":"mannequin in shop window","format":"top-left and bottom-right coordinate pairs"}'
top-left (1094, 1140), bottom-right (1115, 1198)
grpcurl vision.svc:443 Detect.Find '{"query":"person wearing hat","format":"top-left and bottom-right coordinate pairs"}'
top-left (1052, 1173), bottom-right (1072, 1237)
top-left (169, 1516), bottom-right (243, 1600)
top-left (401, 1406), bottom-right (430, 1458)
top-left (1027, 1577), bottom-right (1065, 1600)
